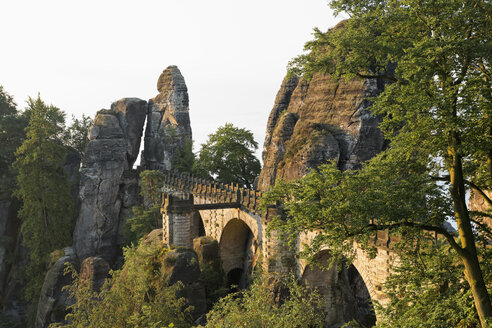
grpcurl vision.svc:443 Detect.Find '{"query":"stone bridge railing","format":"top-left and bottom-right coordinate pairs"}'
top-left (160, 170), bottom-right (265, 216)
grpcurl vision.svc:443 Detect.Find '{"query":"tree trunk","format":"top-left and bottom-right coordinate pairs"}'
top-left (448, 134), bottom-right (492, 327)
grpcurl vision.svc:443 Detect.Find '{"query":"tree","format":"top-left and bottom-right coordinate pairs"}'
top-left (0, 86), bottom-right (28, 198)
top-left (62, 114), bottom-right (93, 155)
top-left (375, 235), bottom-right (488, 328)
top-left (13, 96), bottom-right (75, 301)
top-left (269, 0), bottom-right (491, 325)
top-left (195, 123), bottom-right (261, 188)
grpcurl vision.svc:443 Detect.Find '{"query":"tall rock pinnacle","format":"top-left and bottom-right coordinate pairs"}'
top-left (73, 98), bottom-right (147, 263)
top-left (142, 65), bottom-right (192, 171)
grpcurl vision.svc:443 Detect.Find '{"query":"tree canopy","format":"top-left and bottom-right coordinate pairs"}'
top-left (62, 114), bottom-right (93, 155)
top-left (0, 86), bottom-right (28, 198)
top-left (267, 0), bottom-right (491, 325)
top-left (13, 96), bottom-right (75, 301)
top-left (194, 123), bottom-right (261, 188)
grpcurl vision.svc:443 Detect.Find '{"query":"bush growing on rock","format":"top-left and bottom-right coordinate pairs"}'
top-left (203, 274), bottom-right (324, 328)
top-left (52, 234), bottom-right (193, 328)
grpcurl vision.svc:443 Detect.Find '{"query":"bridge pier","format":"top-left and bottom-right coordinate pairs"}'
top-left (161, 193), bottom-right (196, 248)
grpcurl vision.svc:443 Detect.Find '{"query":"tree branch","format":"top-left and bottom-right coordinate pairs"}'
top-left (363, 221), bottom-right (466, 258)
top-left (356, 72), bottom-right (397, 83)
top-left (430, 175), bottom-right (492, 207)
top-left (470, 216), bottom-right (492, 240)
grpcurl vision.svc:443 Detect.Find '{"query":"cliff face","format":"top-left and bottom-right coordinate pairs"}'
top-left (72, 98), bottom-right (147, 264)
top-left (142, 66), bottom-right (192, 171)
top-left (258, 73), bottom-right (386, 192)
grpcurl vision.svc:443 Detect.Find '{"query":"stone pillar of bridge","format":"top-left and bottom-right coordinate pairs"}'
top-left (161, 192), bottom-right (195, 248)
top-left (261, 206), bottom-right (297, 274)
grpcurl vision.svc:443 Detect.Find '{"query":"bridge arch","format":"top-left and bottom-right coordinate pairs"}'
top-left (219, 218), bottom-right (259, 289)
top-left (300, 249), bottom-right (376, 327)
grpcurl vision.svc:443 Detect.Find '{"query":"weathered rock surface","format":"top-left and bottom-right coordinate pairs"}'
top-left (163, 248), bottom-right (206, 320)
top-left (79, 256), bottom-right (110, 292)
top-left (143, 230), bottom-right (207, 320)
top-left (142, 66), bottom-right (192, 171)
top-left (35, 247), bottom-right (77, 328)
top-left (73, 98), bottom-right (147, 264)
top-left (258, 73), bottom-right (386, 192)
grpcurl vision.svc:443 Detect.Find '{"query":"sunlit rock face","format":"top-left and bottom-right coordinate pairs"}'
top-left (142, 65), bottom-right (192, 171)
top-left (258, 73), bottom-right (386, 192)
top-left (469, 189), bottom-right (492, 231)
top-left (73, 98), bottom-right (146, 264)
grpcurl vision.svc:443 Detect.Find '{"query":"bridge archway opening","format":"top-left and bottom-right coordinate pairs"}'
top-left (301, 250), bottom-right (376, 327)
top-left (192, 211), bottom-right (206, 237)
top-left (219, 218), bottom-right (257, 290)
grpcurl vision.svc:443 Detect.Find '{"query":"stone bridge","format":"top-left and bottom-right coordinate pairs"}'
top-left (160, 171), bottom-right (397, 325)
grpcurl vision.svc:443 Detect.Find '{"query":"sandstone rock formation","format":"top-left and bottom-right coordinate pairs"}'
top-left (35, 247), bottom-right (77, 328)
top-left (258, 55), bottom-right (386, 327)
top-left (142, 66), bottom-right (192, 171)
top-left (145, 230), bottom-right (207, 321)
top-left (79, 256), bottom-right (110, 293)
top-left (258, 74), bottom-right (386, 192)
top-left (73, 98), bottom-right (146, 264)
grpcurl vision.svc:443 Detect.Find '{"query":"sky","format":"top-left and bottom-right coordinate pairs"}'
top-left (1, 0), bottom-right (343, 162)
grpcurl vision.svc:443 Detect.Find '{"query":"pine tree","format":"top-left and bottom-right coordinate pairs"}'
top-left (13, 96), bottom-right (75, 301)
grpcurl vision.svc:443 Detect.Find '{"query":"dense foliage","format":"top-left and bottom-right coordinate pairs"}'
top-left (62, 114), bottom-right (93, 155)
top-left (194, 123), bottom-right (261, 188)
top-left (375, 237), bottom-right (490, 328)
top-left (203, 275), bottom-right (324, 328)
top-left (52, 238), bottom-right (193, 328)
top-left (0, 86), bottom-right (28, 198)
top-left (13, 96), bottom-right (76, 302)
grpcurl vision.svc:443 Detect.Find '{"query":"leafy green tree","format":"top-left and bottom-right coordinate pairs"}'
top-left (270, 0), bottom-right (492, 325)
top-left (53, 237), bottom-right (193, 328)
top-left (375, 235), bottom-right (488, 328)
top-left (203, 274), bottom-right (324, 328)
top-left (13, 96), bottom-right (75, 301)
top-left (195, 123), bottom-right (261, 188)
top-left (0, 86), bottom-right (29, 198)
top-left (125, 170), bottom-right (165, 244)
top-left (62, 114), bottom-right (93, 155)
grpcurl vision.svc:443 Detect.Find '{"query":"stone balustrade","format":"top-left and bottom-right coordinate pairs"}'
top-left (161, 170), bottom-right (264, 215)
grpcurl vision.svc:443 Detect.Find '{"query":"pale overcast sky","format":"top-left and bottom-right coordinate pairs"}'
top-left (1, 0), bottom-right (342, 161)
